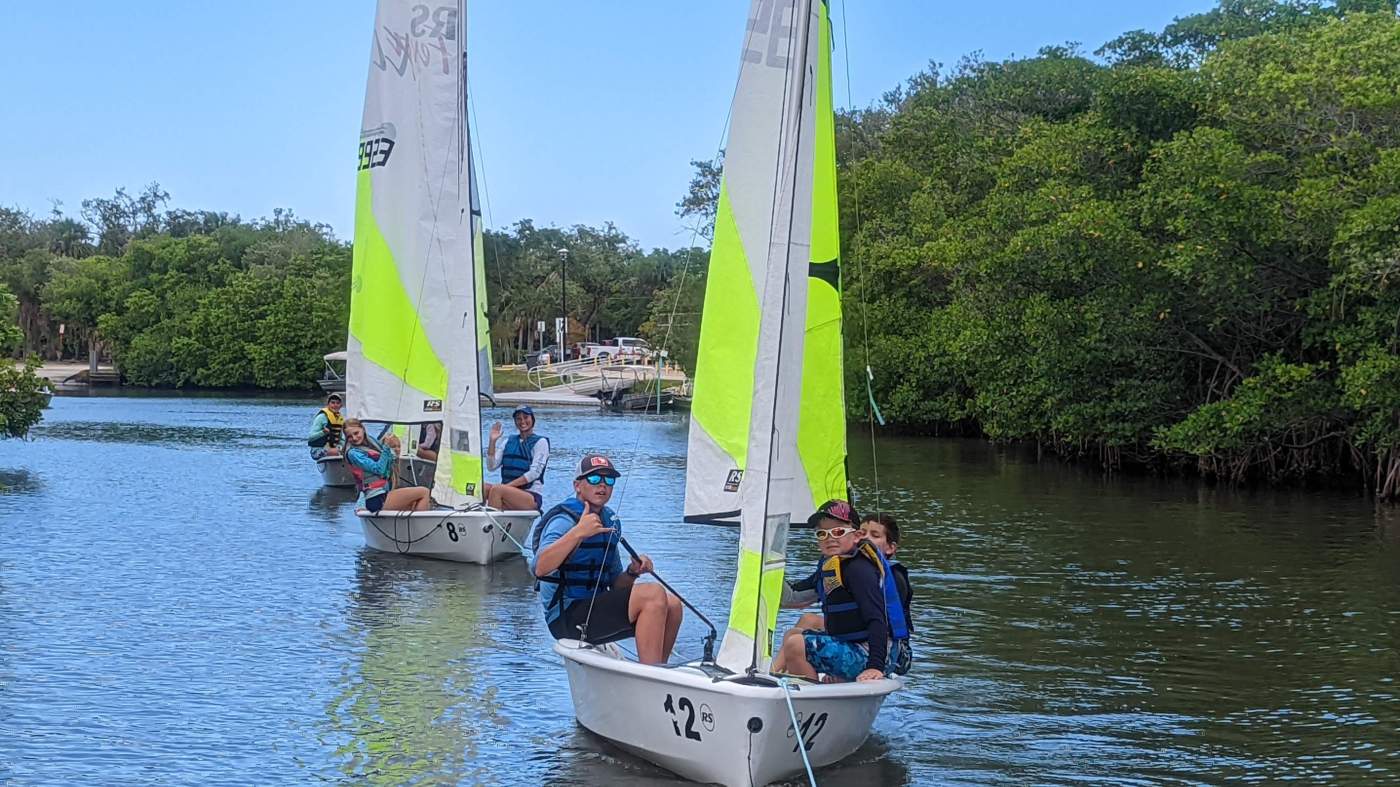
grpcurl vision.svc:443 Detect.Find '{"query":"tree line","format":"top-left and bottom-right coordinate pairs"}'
top-left (7, 0), bottom-right (1400, 502)
top-left (834, 0), bottom-right (1400, 495)
top-left (0, 186), bottom-right (704, 400)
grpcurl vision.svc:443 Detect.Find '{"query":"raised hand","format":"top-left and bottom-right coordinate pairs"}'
top-left (489, 421), bottom-right (503, 441)
top-left (572, 512), bottom-right (614, 540)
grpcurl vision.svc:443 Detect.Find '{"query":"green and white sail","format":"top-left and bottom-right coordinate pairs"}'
top-left (685, 0), bottom-right (826, 673)
top-left (470, 144), bottom-right (494, 401)
top-left (685, 0), bottom-right (846, 531)
top-left (347, 0), bottom-right (484, 506)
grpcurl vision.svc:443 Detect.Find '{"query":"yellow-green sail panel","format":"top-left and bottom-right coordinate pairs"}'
top-left (348, 171), bottom-right (448, 408)
top-left (797, 0), bottom-right (849, 511)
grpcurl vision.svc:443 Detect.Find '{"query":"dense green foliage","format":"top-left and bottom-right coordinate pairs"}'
top-left (1, 192), bottom-right (699, 387)
top-left (0, 283), bottom-right (45, 438)
top-left (840, 1), bottom-right (1400, 494)
top-left (2, 191), bottom-right (352, 388)
top-left (8, 0), bottom-right (1400, 495)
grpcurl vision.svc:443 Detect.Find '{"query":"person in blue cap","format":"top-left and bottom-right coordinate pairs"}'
top-left (484, 405), bottom-right (548, 511)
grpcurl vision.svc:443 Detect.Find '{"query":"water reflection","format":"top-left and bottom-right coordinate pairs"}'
top-left (3, 397), bottom-right (1399, 784)
top-left (308, 486), bottom-right (359, 519)
top-left (0, 468), bottom-right (42, 496)
top-left (33, 420), bottom-right (292, 448)
top-left (328, 551), bottom-right (534, 784)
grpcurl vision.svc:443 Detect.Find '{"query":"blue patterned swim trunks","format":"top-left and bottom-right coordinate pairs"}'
top-left (802, 632), bottom-right (870, 681)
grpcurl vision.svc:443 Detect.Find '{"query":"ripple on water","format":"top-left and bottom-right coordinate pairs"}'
top-left (2, 400), bottom-right (1399, 784)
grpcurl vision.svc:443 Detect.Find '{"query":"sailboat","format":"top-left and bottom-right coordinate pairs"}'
top-left (346, 0), bottom-right (537, 564)
top-left (554, 2), bottom-right (898, 784)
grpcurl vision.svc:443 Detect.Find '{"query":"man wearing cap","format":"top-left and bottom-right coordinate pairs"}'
top-left (772, 499), bottom-right (900, 683)
top-left (307, 393), bottom-right (345, 459)
top-left (529, 454), bottom-right (684, 665)
top-left (484, 405), bottom-right (548, 511)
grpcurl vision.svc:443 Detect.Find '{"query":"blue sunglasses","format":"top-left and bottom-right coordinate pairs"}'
top-left (581, 473), bottom-right (617, 487)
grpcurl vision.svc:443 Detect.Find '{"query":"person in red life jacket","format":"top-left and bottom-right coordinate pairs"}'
top-left (342, 419), bottom-right (431, 513)
top-left (484, 405), bottom-right (548, 511)
top-left (529, 454), bottom-right (683, 664)
top-left (772, 499), bottom-right (910, 682)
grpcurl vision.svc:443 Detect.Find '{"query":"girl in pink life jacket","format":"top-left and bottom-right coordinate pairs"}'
top-left (342, 419), bottom-right (431, 513)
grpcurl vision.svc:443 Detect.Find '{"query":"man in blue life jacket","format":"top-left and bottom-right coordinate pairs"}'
top-left (307, 393), bottom-right (345, 459)
top-left (484, 405), bottom-right (548, 511)
top-left (773, 499), bottom-right (909, 682)
top-left (529, 454), bottom-right (683, 665)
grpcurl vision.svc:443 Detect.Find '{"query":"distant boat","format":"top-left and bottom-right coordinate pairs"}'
top-left (344, 0), bottom-right (535, 563)
top-left (315, 455), bottom-right (355, 487)
top-left (318, 351), bottom-right (347, 393)
top-left (554, 3), bottom-right (900, 784)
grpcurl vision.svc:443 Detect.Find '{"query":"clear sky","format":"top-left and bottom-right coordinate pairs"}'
top-left (4, 1), bottom-right (1217, 251)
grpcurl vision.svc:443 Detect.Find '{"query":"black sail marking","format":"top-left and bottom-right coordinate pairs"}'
top-left (808, 258), bottom-right (840, 292)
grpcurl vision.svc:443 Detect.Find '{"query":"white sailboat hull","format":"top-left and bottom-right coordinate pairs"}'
top-left (395, 456), bottom-right (437, 488)
top-left (315, 456), bottom-right (356, 488)
top-left (357, 509), bottom-right (536, 564)
top-left (555, 641), bottom-right (898, 786)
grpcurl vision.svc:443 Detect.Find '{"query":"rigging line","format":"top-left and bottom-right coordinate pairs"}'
top-left (780, 677), bottom-right (820, 786)
top-left (611, 0), bottom-right (766, 518)
top-left (838, 0), bottom-right (882, 517)
top-left (753, 0), bottom-right (811, 674)
top-left (465, 82), bottom-right (511, 358)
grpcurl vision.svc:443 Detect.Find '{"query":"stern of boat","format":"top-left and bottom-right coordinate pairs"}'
top-left (358, 509), bottom-right (537, 564)
top-left (554, 640), bottom-right (897, 786)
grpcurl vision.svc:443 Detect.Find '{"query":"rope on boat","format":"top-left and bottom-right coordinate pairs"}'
top-left (617, 535), bottom-right (717, 663)
top-left (779, 677), bottom-right (819, 786)
top-left (468, 504), bottom-right (530, 556)
top-left (366, 511), bottom-right (445, 554)
top-left (839, 0), bottom-right (884, 518)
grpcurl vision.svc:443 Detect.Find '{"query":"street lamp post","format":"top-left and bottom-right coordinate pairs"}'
top-left (556, 248), bottom-right (569, 358)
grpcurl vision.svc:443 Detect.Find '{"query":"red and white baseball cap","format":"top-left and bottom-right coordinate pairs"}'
top-left (576, 453), bottom-right (621, 479)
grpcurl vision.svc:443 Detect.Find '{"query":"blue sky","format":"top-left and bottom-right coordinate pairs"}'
top-left (4, 1), bottom-right (1217, 250)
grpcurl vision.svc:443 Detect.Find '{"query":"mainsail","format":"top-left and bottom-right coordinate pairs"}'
top-left (685, 0), bottom-right (823, 673)
top-left (684, 0), bottom-right (845, 531)
top-left (347, 0), bottom-right (484, 506)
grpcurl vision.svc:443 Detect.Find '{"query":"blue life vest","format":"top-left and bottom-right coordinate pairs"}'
top-left (529, 497), bottom-right (621, 613)
top-left (814, 540), bottom-right (912, 672)
top-left (502, 433), bottom-right (546, 484)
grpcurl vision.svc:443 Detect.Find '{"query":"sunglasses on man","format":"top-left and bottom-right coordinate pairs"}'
top-left (581, 473), bottom-right (617, 487)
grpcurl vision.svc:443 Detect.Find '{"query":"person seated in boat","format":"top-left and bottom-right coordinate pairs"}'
top-left (416, 421), bottom-right (441, 462)
top-left (859, 513), bottom-right (913, 638)
top-left (779, 512), bottom-right (914, 640)
top-left (307, 393), bottom-right (345, 459)
top-left (342, 418), bottom-right (431, 513)
top-left (772, 499), bottom-right (910, 682)
top-left (483, 405), bottom-right (548, 511)
top-left (529, 454), bottom-right (683, 665)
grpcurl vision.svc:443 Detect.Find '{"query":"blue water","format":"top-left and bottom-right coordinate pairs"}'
top-left (2, 394), bottom-right (1398, 785)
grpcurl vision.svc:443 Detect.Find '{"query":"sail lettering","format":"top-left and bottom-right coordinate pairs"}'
top-left (742, 0), bottom-right (794, 68)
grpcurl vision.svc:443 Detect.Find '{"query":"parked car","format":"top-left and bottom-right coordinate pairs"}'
top-left (588, 337), bottom-right (652, 362)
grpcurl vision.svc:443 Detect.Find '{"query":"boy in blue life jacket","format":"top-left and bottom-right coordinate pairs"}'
top-left (773, 499), bottom-right (909, 682)
top-left (859, 513), bottom-right (913, 636)
top-left (529, 454), bottom-right (684, 665)
top-left (484, 405), bottom-right (548, 511)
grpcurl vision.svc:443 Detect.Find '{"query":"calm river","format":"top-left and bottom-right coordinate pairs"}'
top-left (2, 394), bottom-right (1397, 785)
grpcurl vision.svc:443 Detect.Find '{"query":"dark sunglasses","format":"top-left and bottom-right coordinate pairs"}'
top-left (581, 473), bottom-right (617, 487)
